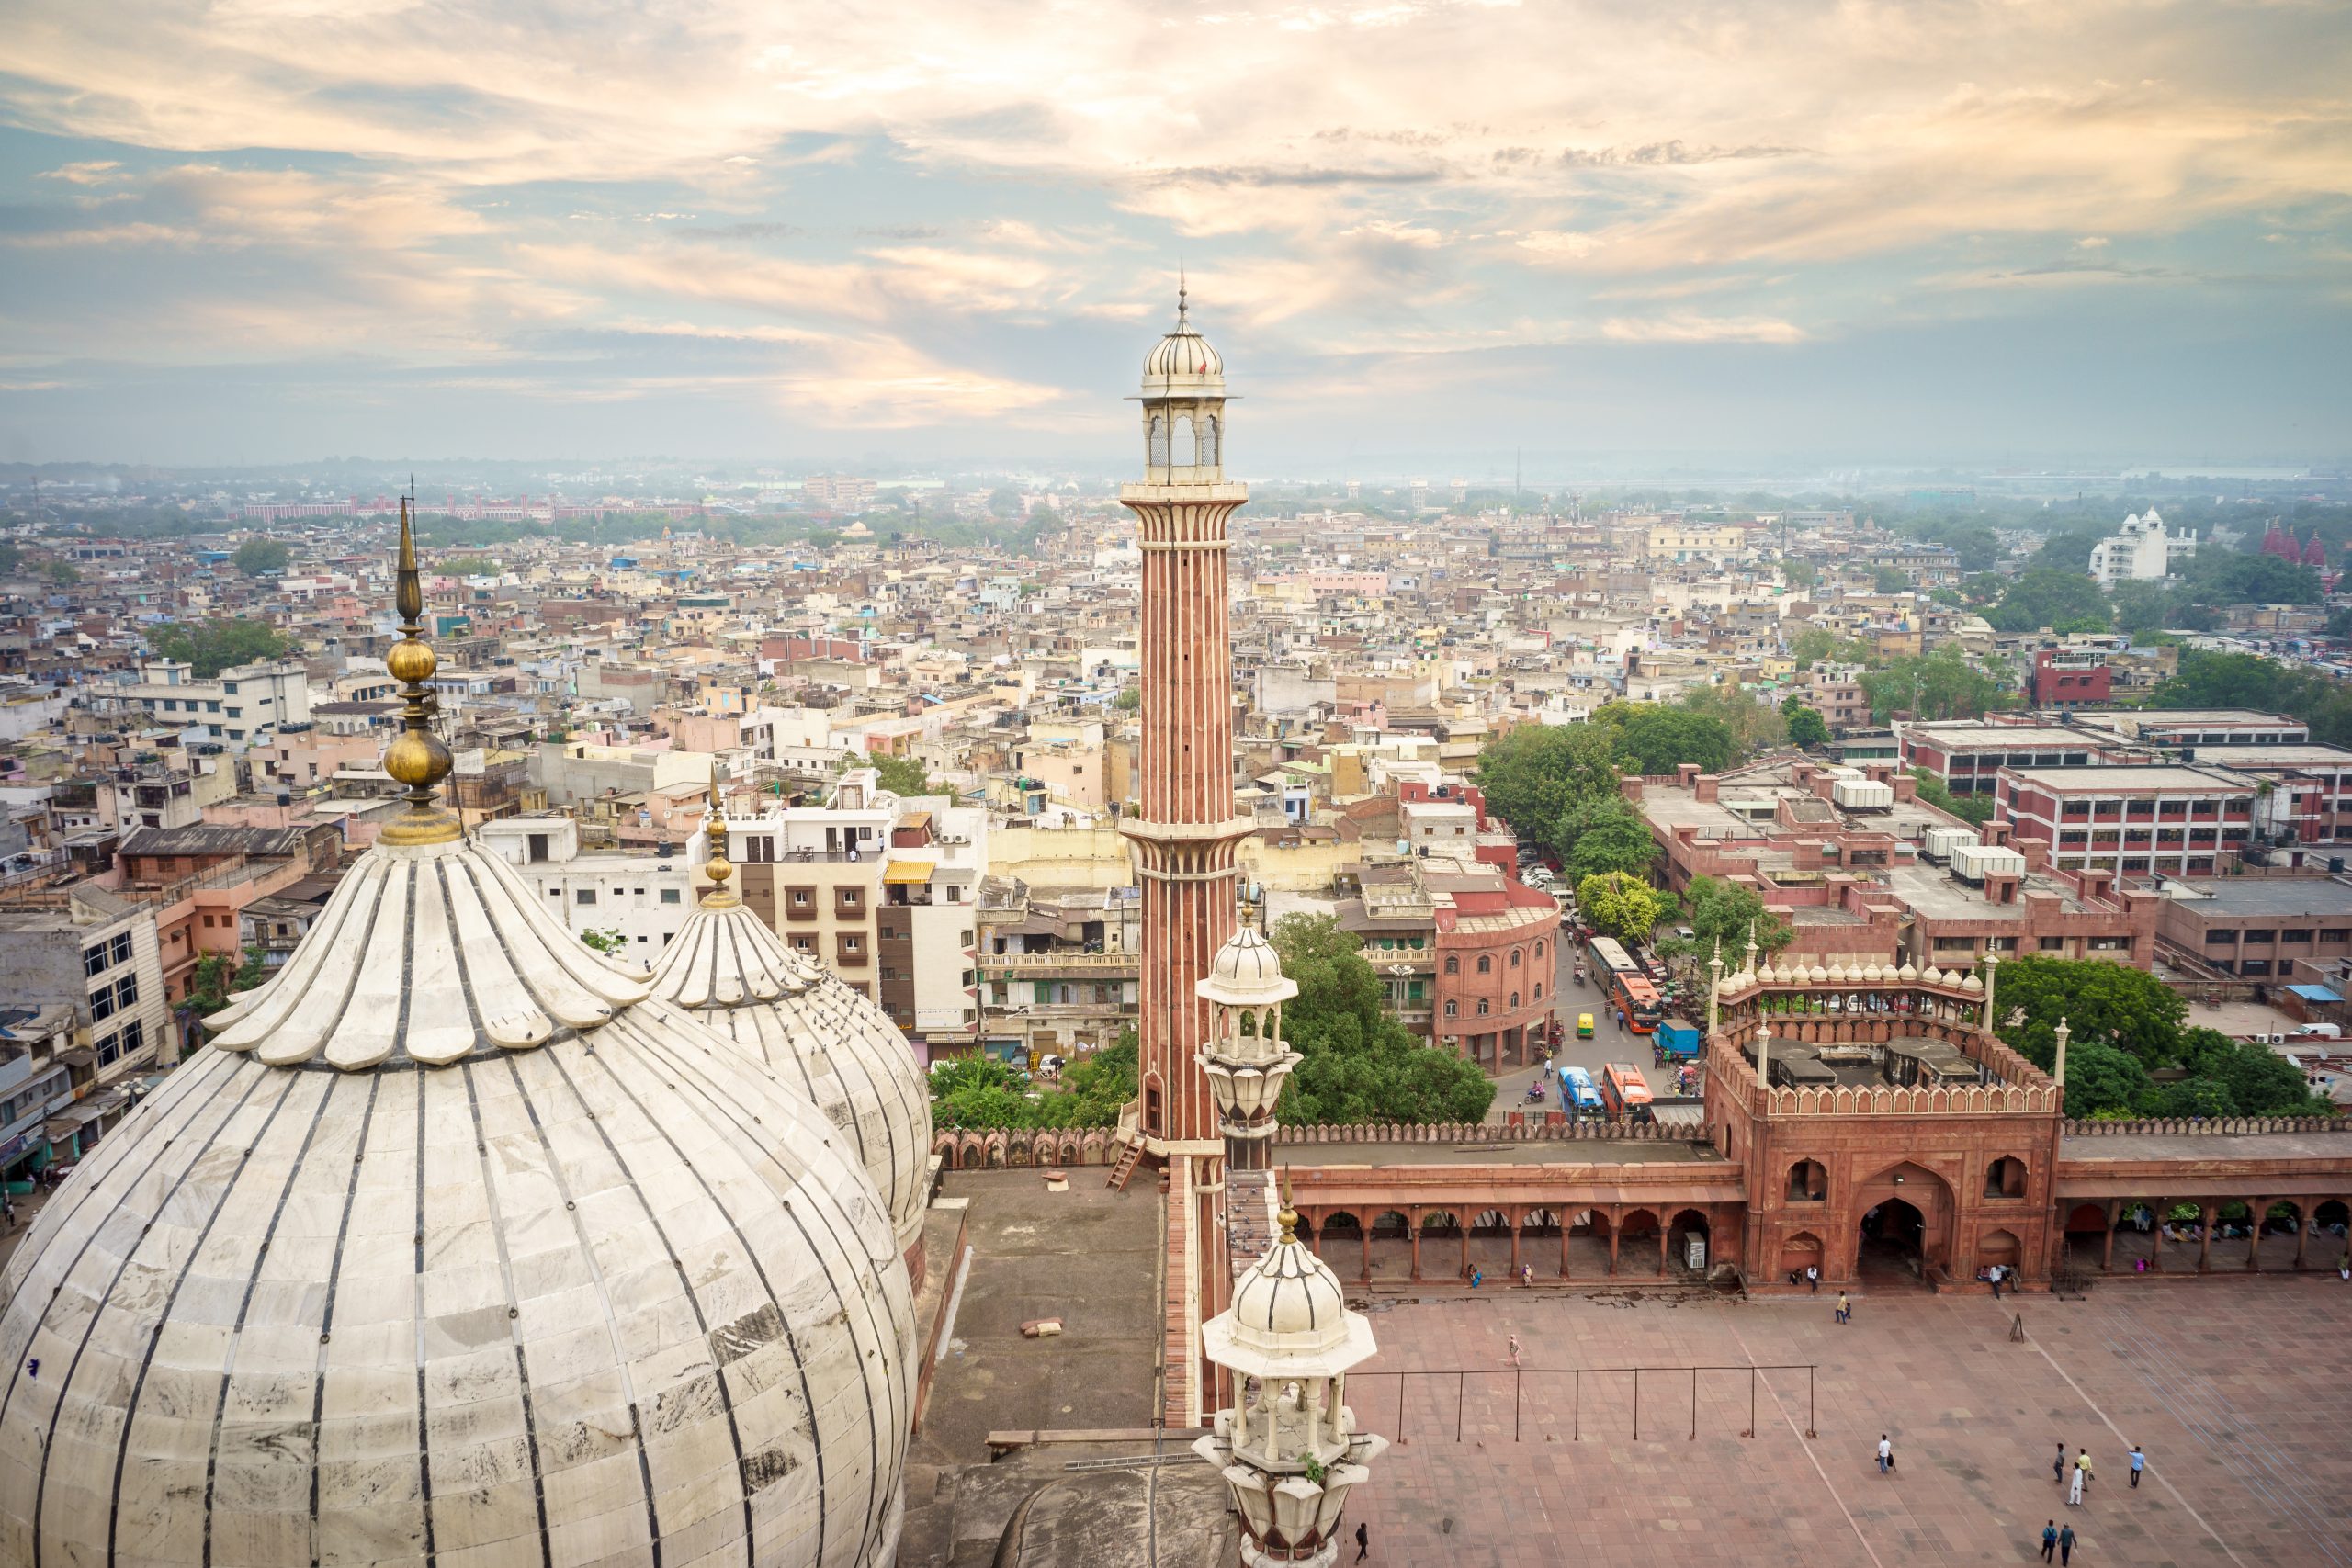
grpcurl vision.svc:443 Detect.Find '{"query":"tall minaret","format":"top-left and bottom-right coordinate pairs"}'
top-left (1120, 287), bottom-right (1255, 1427)
top-left (1123, 287), bottom-right (1251, 1151)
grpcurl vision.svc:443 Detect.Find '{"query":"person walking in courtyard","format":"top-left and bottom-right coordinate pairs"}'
top-left (1876, 1434), bottom-right (1893, 1473)
top-left (2068, 1454), bottom-right (2086, 1506)
top-left (1353, 1521), bottom-right (1369, 1562)
top-left (1836, 1291), bottom-right (1850, 1324)
top-left (2053, 1443), bottom-right (2067, 1485)
top-left (2128, 1445), bottom-right (2143, 1488)
top-left (2041, 1521), bottom-right (2058, 1562)
top-left (2076, 1449), bottom-right (2092, 1494)
top-left (1507, 1334), bottom-right (1521, 1368)
top-left (2059, 1523), bottom-right (2076, 1565)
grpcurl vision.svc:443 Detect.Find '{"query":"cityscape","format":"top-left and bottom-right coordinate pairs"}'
top-left (2, 3), bottom-right (2350, 1567)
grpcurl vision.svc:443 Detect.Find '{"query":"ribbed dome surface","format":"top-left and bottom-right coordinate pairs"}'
top-left (1141, 292), bottom-right (1225, 397)
top-left (0, 832), bottom-right (915, 1568)
top-left (648, 900), bottom-right (932, 1253)
top-left (1205, 1226), bottom-right (1375, 1375)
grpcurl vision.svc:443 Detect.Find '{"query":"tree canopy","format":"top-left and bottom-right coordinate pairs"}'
top-left (1556, 796), bottom-right (1658, 883)
top-left (930, 1029), bottom-right (1139, 1130)
top-left (1677, 680), bottom-right (1783, 759)
top-left (147, 619), bottom-right (290, 678)
top-left (1910, 767), bottom-right (1996, 827)
top-left (2147, 649), bottom-right (2352, 749)
top-left (232, 536), bottom-right (291, 577)
top-left (1681, 875), bottom-right (1792, 960)
top-left (1986, 567), bottom-right (2110, 634)
top-left (1598, 703), bottom-right (1736, 775)
top-left (1476, 722), bottom-right (1624, 847)
top-left (1990, 955), bottom-right (2329, 1118)
top-left (1270, 914), bottom-right (1495, 1124)
top-left (1576, 872), bottom-right (1665, 946)
top-left (1858, 646), bottom-right (2014, 724)
top-left (867, 751), bottom-right (938, 797)
top-left (1781, 696), bottom-right (1831, 750)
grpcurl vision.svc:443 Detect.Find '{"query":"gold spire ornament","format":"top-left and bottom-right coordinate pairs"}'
top-left (377, 494), bottom-right (461, 846)
top-left (1276, 1167), bottom-right (1298, 1244)
top-left (700, 776), bottom-right (740, 908)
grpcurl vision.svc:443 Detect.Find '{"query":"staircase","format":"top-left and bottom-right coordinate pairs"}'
top-left (1105, 1136), bottom-right (1146, 1191)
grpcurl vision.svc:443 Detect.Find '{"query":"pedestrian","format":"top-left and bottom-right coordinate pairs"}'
top-left (1354, 1520), bottom-right (1369, 1563)
top-left (2041, 1521), bottom-right (2058, 1562)
top-left (1805, 1264), bottom-right (1819, 1292)
top-left (2067, 1459), bottom-right (2086, 1506)
top-left (2076, 1450), bottom-right (2092, 1494)
top-left (2053, 1443), bottom-right (2066, 1485)
top-left (2010, 1313), bottom-right (2027, 1342)
top-left (1990, 1263), bottom-right (2004, 1300)
top-left (1836, 1291), bottom-right (1850, 1324)
top-left (2058, 1523), bottom-right (2075, 1565)
top-left (1469, 1269), bottom-right (1482, 1290)
top-left (2128, 1444), bottom-right (2143, 1488)
top-left (1508, 1334), bottom-right (1521, 1368)
top-left (1876, 1433), bottom-right (1894, 1473)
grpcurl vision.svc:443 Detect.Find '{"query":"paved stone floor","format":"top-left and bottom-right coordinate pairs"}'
top-left (1341, 1278), bottom-right (2352, 1567)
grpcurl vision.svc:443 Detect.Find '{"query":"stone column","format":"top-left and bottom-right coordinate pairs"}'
top-left (1409, 1225), bottom-right (1422, 1282)
top-left (1458, 1225), bottom-right (1469, 1281)
top-left (2245, 1197), bottom-right (2269, 1272)
top-left (2101, 1201), bottom-right (2118, 1272)
top-left (1607, 1209), bottom-right (1622, 1276)
top-left (2198, 1203), bottom-right (2215, 1272)
top-left (1560, 1217), bottom-right (1572, 1280)
top-left (1982, 950), bottom-right (1999, 1032)
top-left (2294, 1205), bottom-right (2312, 1270)
top-left (1657, 1225), bottom-right (1669, 1277)
top-left (1509, 1213), bottom-right (1522, 1277)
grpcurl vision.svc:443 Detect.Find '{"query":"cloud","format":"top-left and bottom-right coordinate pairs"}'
top-left (2075, 236), bottom-right (2110, 250)
top-left (37, 160), bottom-right (124, 185)
top-left (1600, 315), bottom-right (1806, 344)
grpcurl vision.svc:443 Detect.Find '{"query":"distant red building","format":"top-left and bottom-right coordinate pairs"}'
top-left (2030, 648), bottom-right (2113, 709)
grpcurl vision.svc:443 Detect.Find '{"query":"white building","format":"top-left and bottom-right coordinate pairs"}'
top-left (475, 814), bottom-right (697, 954)
top-left (117, 658), bottom-right (313, 748)
top-left (2087, 509), bottom-right (2197, 588)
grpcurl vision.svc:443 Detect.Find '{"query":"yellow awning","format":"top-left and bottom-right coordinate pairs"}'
top-left (882, 860), bottom-right (936, 884)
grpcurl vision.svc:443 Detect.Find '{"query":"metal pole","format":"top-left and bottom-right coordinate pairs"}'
top-left (1398, 1374), bottom-right (1406, 1444)
top-left (1690, 1369), bottom-right (1698, 1440)
top-left (1574, 1371), bottom-right (1581, 1442)
top-left (1747, 1367), bottom-right (1757, 1438)
top-left (1807, 1365), bottom-right (1817, 1438)
top-left (1634, 1368), bottom-right (1640, 1442)
top-left (1456, 1371), bottom-right (1464, 1444)
top-left (1515, 1369), bottom-right (1522, 1443)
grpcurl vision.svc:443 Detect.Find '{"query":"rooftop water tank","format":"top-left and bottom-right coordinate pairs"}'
top-left (1831, 778), bottom-right (1896, 811)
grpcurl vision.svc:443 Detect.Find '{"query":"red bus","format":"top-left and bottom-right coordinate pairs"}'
top-left (1600, 1062), bottom-right (1654, 1123)
top-left (1589, 936), bottom-right (1664, 1033)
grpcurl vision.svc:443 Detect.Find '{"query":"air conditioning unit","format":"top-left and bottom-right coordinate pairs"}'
top-left (1922, 827), bottom-right (1979, 865)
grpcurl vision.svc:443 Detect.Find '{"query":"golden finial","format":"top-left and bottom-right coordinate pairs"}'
top-left (378, 493), bottom-right (459, 846)
top-left (1276, 1167), bottom-right (1298, 1244)
top-left (701, 773), bottom-right (739, 908)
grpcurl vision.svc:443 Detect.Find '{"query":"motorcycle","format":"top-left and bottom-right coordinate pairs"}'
top-left (1573, 968), bottom-right (1586, 987)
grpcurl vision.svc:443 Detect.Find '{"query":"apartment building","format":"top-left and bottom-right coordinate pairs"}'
top-left (1993, 763), bottom-right (2258, 877)
top-left (2191, 745), bottom-right (2352, 848)
top-left (117, 658), bottom-right (312, 747)
top-left (1338, 850), bottom-right (1559, 1070)
top-left (476, 815), bottom-right (697, 955)
top-left (2153, 875), bottom-right (2352, 984)
top-left (0, 1002), bottom-right (77, 1183)
top-left (1899, 720), bottom-right (2153, 796)
top-left (0, 897), bottom-right (172, 1116)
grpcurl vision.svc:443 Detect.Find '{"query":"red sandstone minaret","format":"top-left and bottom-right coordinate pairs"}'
top-left (1119, 287), bottom-right (1255, 1426)
top-left (1123, 285), bottom-right (1251, 1150)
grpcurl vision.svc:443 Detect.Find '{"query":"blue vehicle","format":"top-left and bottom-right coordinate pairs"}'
top-left (1559, 1066), bottom-right (1603, 1116)
top-left (1656, 1022), bottom-right (1701, 1060)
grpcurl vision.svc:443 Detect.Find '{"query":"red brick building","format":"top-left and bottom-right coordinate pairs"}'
top-left (2030, 647), bottom-right (2113, 708)
top-left (1993, 763), bottom-right (2257, 877)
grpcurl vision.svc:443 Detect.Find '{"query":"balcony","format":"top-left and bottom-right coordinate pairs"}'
top-left (989, 951), bottom-right (1138, 976)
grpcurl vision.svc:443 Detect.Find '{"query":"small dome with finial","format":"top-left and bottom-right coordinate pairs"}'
top-left (1142, 279), bottom-right (1226, 397)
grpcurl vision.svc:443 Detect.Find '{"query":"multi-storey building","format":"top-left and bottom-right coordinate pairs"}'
top-left (476, 814), bottom-right (698, 956)
top-left (2030, 647), bottom-right (2113, 709)
top-left (2192, 744), bottom-right (2352, 848)
top-left (115, 658), bottom-right (311, 747)
top-left (2086, 508), bottom-right (2197, 587)
top-left (1899, 720), bottom-right (2154, 797)
top-left (2153, 875), bottom-right (2352, 984)
top-left (1993, 763), bottom-right (2258, 877)
top-left (0, 896), bottom-right (171, 1121)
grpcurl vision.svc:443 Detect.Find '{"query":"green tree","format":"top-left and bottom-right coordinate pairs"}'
top-left (443, 555), bottom-right (500, 576)
top-left (1682, 875), bottom-right (1792, 959)
top-left (41, 560), bottom-right (79, 586)
top-left (1475, 723), bottom-right (1623, 847)
top-left (579, 927), bottom-right (628, 956)
top-left (1601, 705), bottom-right (1736, 775)
top-left (1871, 566), bottom-right (1910, 594)
top-left (1786, 626), bottom-right (1871, 671)
top-left (1781, 697), bottom-right (1831, 750)
top-left (1859, 646), bottom-right (2013, 724)
top-left (1680, 679), bottom-right (1783, 760)
top-left (1555, 796), bottom-right (1658, 883)
top-left (928, 1055), bottom-right (1037, 1130)
top-left (2108, 580), bottom-right (2173, 637)
top-left (1992, 955), bottom-right (2188, 1074)
top-left (232, 536), bottom-right (291, 577)
top-left (869, 751), bottom-right (937, 796)
top-left (1269, 914), bottom-right (1494, 1124)
top-left (1909, 768), bottom-right (1996, 827)
top-left (2064, 1040), bottom-right (2154, 1118)
top-left (1986, 568), bottom-right (2110, 633)
top-left (1781, 558), bottom-right (1818, 590)
top-left (1576, 872), bottom-right (1665, 946)
top-left (147, 619), bottom-right (291, 678)
top-left (1114, 685), bottom-right (1141, 711)
top-left (184, 943), bottom-right (269, 1019)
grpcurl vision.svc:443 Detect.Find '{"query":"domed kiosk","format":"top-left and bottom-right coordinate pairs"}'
top-left (0, 507), bottom-right (915, 1568)
top-left (648, 799), bottom-right (933, 1278)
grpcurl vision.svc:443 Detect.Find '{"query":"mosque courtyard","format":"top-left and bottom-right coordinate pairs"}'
top-left (1347, 1278), bottom-right (2350, 1568)
top-left (898, 1168), bottom-right (2350, 1567)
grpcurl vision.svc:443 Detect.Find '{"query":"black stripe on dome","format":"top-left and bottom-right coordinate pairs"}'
top-left (462, 1059), bottom-right (555, 1568)
top-left (410, 1046), bottom-right (440, 1561)
top-left (644, 1026), bottom-right (902, 1567)
top-left (292, 1068), bottom-right (383, 1565)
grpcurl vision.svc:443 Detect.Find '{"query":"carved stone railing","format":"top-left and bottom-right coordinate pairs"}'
top-left (2061, 1115), bottom-right (2346, 1138)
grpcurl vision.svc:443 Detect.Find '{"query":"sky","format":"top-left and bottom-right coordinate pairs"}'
top-left (1, 0), bottom-right (2348, 473)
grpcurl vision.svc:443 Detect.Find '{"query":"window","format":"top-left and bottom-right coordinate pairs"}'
top-left (1534, 940), bottom-right (1544, 960)
top-left (2281, 928), bottom-right (2313, 943)
top-left (1443, 1000), bottom-right (1459, 1018)
top-left (2323, 929), bottom-right (2351, 942)
top-left (2238, 959), bottom-right (2272, 976)
top-left (1786, 1159), bottom-right (1827, 1201)
top-left (98, 1020), bottom-right (144, 1067)
top-left (576, 889), bottom-right (597, 905)
top-left (660, 888), bottom-right (681, 905)
top-left (1476, 998), bottom-right (1489, 1016)
top-left (1509, 991), bottom-right (1520, 1010)
top-left (1510, 949), bottom-right (1521, 968)
top-left (1476, 955), bottom-right (1492, 975)
top-left (2205, 929), bottom-right (2238, 945)
top-left (1533, 981), bottom-right (1543, 999)
top-left (2244, 930), bottom-right (2275, 944)
top-left (1443, 956), bottom-right (1459, 975)
top-left (2040, 937), bottom-right (2064, 951)
top-left (790, 890), bottom-right (811, 906)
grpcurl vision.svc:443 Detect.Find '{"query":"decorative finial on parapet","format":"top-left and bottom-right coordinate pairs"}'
top-left (378, 491), bottom-right (459, 846)
top-left (1754, 1019), bottom-right (1770, 1092)
top-left (2052, 1015), bottom-right (2070, 1089)
top-left (701, 774), bottom-right (739, 908)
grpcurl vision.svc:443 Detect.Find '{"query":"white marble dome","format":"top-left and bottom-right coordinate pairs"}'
top-left (1202, 923), bottom-right (1296, 1008)
top-left (649, 891), bottom-right (933, 1257)
top-left (0, 830), bottom-right (916, 1568)
top-left (1898, 962), bottom-right (1919, 982)
top-left (1142, 290), bottom-right (1226, 397)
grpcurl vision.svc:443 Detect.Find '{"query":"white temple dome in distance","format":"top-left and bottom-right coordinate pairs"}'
top-left (1202, 921), bottom-right (1294, 1007)
top-left (649, 799), bottom-right (933, 1262)
top-left (0, 510), bottom-right (915, 1568)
